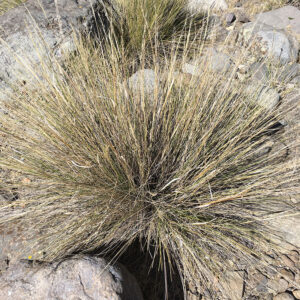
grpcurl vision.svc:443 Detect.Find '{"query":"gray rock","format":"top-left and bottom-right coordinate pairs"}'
top-left (268, 216), bottom-right (300, 248)
top-left (182, 48), bottom-right (232, 75)
top-left (0, 256), bottom-right (144, 300)
top-left (268, 278), bottom-right (289, 294)
top-left (208, 50), bottom-right (232, 73)
top-left (187, 0), bottom-right (228, 13)
top-left (291, 75), bottom-right (300, 86)
top-left (237, 14), bottom-right (250, 24)
top-left (255, 274), bottom-right (269, 293)
top-left (223, 270), bottom-right (244, 300)
top-left (0, 0), bottom-right (102, 101)
top-left (128, 69), bottom-right (157, 94)
top-left (226, 13), bottom-right (236, 25)
top-left (248, 62), bottom-right (270, 83)
top-left (242, 22), bottom-right (299, 65)
top-left (278, 63), bottom-right (300, 83)
top-left (257, 30), bottom-right (298, 64)
top-left (246, 84), bottom-right (280, 110)
top-left (274, 293), bottom-right (295, 300)
top-left (182, 62), bottom-right (201, 76)
top-left (255, 5), bottom-right (300, 39)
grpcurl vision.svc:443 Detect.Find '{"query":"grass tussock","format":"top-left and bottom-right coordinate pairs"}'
top-left (0, 1), bottom-right (299, 298)
top-left (0, 0), bottom-right (26, 14)
top-left (98, 0), bottom-right (206, 60)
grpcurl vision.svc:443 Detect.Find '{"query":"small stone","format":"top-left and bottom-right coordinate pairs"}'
top-left (204, 48), bottom-right (232, 73)
top-left (187, 0), bottom-right (228, 13)
top-left (226, 13), bottom-right (236, 25)
top-left (280, 269), bottom-right (295, 282)
top-left (274, 293), bottom-right (295, 300)
top-left (182, 62), bottom-right (201, 76)
top-left (182, 48), bottom-right (232, 75)
top-left (280, 255), bottom-right (295, 269)
top-left (293, 290), bottom-right (300, 300)
top-left (278, 64), bottom-right (300, 83)
top-left (237, 15), bottom-right (250, 23)
top-left (238, 64), bottom-right (248, 74)
top-left (256, 86), bottom-right (280, 110)
top-left (128, 69), bottom-right (157, 94)
top-left (248, 62), bottom-right (269, 83)
top-left (224, 270), bottom-right (244, 300)
top-left (288, 250), bottom-right (299, 264)
top-left (268, 278), bottom-right (289, 294)
top-left (235, 1), bottom-right (242, 7)
top-left (291, 75), bottom-right (300, 86)
top-left (255, 274), bottom-right (269, 293)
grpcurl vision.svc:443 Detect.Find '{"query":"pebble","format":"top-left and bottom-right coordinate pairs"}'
top-left (280, 255), bottom-right (295, 269)
top-left (293, 290), bottom-right (300, 300)
top-left (268, 278), bottom-right (288, 294)
top-left (280, 269), bottom-right (295, 282)
top-left (274, 293), bottom-right (295, 300)
top-left (288, 251), bottom-right (299, 264)
top-left (226, 13), bottom-right (236, 25)
top-left (237, 14), bottom-right (250, 23)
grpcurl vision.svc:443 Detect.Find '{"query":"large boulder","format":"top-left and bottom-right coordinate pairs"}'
top-left (255, 5), bottom-right (300, 41)
top-left (0, 0), bottom-right (102, 100)
top-left (0, 256), bottom-right (144, 300)
top-left (187, 0), bottom-right (228, 13)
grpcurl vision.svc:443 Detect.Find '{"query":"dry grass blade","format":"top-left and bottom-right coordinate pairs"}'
top-left (0, 1), bottom-right (299, 298)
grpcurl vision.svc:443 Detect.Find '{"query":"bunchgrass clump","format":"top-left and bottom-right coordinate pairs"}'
top-left (0, 0), bottom-right (26, 14)
top-left (98, 0), bottom-right (206, 60)
top-left (0, 2), bottom-right (299, 298)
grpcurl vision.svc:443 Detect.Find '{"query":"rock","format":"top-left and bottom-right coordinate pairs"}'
top-left (246, 84), bottom-right (280, 110)
top-left (0, 0), bottom-right (101, 101)
top-left (242, 22), bottom-right (299, 65)
top-left (255, 273), bottom-right (269, 293)
top-left (187, 0), bottom-right (228, 13)
top-left (224, 270), bottom-right (244, 300)
top-left (291, 75), bottom-right (300, 86)
top-left (288, 250), bottom-right (299, 264)
top-left (274, 293), bottom-right (295, 300)
top-left (235, 2), bottom-right (242, 8)
top-left (268, 216), bottom-right (300, 248)
top-left (182, 62), bottom-right (201, 76)
top-left (296, 273), bottom-right (300, 285)
top-left (237, 14), bottom-right (250, 24)
top-left (226, 13), bottom-right (236, 25)
top-left (128, 69), bottom-right (157, 94)
top-left (203, 48), bottom-right (232, 73)
top-left (248, 62), bottom-right (270, 83)
top-left (182, 48), bottom-right (232, 75)
top-left (280, 269), bottom-right (295, 282)
top-left (257, 30), bottom-right (298, 64)
top-left (255, 6), bottom-right (300, 40)
top-left (278, 63), bottom-right (300, 83)
top-left (0, 256), bottom-right (143, 300)
top-left (293, 290), bottom-right (300, 300)
top-left (0, 225), bottom-right (32, 267)
top-left (268, 278), bottom-right (289, 294)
